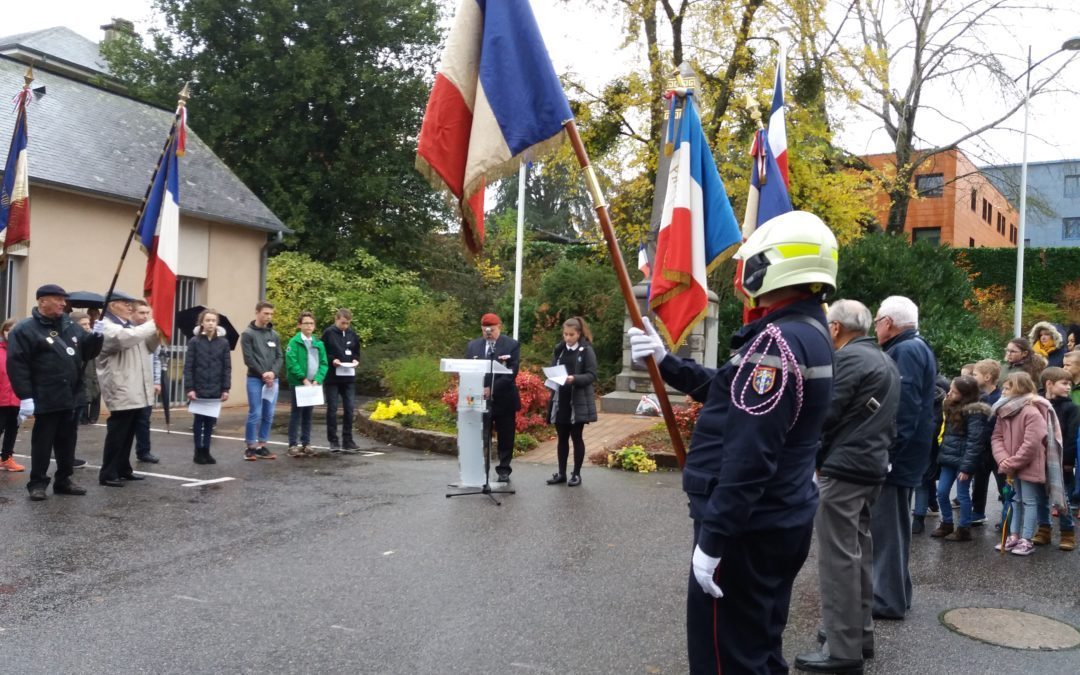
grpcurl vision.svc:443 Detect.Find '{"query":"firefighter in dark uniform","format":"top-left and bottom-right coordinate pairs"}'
top-left (630, 211), bottom-right (838, 674)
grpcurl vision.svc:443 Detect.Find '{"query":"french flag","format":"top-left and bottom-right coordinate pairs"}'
top-left (137, 123), bottom-right (182, 342)
top-left (767, 44), bottom-right (789, 188)
top-left (0, 88), bottom-right (31, 250)
top-left (416, 0), bottom-right (572, 255)
top-left (637, 242), bottom-right (651, 280)
top-left (649, 95), bottom-right (740, 348)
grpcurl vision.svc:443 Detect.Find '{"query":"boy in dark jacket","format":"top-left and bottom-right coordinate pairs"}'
top-left (320, 308), bottom-right (360, 452)
top-left (1037, 367), bottom-right (1077, 551)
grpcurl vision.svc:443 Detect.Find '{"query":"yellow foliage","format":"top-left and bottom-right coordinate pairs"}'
top-left (370, 399), bottom-right (427, 421)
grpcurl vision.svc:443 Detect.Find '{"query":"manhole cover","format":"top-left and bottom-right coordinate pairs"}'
top-left (941, 608), bottom-right (1080, 650)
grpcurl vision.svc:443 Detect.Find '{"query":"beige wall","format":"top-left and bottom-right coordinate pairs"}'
top-left (17, 185), bottom-right (270, 406)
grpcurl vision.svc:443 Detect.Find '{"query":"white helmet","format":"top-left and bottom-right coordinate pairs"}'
top-left (734, 211), bottom-right (838, 302)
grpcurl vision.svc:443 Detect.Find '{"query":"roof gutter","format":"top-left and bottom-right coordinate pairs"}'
top-left (259, 230), bottom-right (285, 301)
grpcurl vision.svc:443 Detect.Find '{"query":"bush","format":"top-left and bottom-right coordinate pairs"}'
top-left (380, 356), bottom-right (448, 403)
top-left (514, 433), bottom-right (538, 454)
top-left (606, 444), bottom-right (658, 473)
top-left (440, 367), bottom-right (551, 433)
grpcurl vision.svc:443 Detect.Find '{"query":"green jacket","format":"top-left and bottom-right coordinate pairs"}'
top-left (285, 332), bottom-right (328, 386)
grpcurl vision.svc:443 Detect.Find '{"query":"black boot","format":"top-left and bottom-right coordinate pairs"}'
top-left (546, 472), bottom-right (566, 485)
top-left (911, 515), bottom-right (925, 534)
top-left (204, 447), bottom-right (217, 465)
top-left (194, 447), bottom-right (208, 465)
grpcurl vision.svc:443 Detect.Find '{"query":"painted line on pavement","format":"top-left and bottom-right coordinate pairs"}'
top-left (11, 454), bottom-right (235, 488)
top-left (330, 625), bottom-right (358, 633)
top-left (180, 477), bottom-right (235, 488)
top-left (173, 595), bottom-right (209, 603)
top-left (80, 422), bottom-right (385, 456)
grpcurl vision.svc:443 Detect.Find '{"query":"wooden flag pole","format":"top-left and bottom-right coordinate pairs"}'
top-left (103, 83), bottom-right (190, 309)
top-left (563, 120), bottom-right (687, 468)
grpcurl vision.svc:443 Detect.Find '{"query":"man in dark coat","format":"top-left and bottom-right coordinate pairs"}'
top-left (796, 299), bottom-right (900, 674)
top-left (630, 211), bottom-right (837, 674)
top-left (465, 313), bottom-right (520, 481)
top-left (321, 308), bottom-right (360, 452)
top-left (7, 285), bottom-right (103, 500)
top-left (870, 295), bottom-right (937, 621)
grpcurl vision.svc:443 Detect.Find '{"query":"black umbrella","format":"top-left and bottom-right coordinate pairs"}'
top-left (66, 290), bottom-right (105, 309)
top-left (174, 306), bottom-right (241, 350)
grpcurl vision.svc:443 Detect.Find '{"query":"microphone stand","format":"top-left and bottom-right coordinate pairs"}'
top-left (446, 335), bottom-right (516, 505)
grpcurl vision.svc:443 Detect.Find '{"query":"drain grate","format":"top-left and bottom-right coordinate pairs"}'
top-left (941, 608), bottom-right (1080, 650)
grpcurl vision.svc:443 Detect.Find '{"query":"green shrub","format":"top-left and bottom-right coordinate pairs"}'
top-left (514, 433), bottom-right (538, 454)
top-left (606, 444), bottom-right (658, 473)
top-left (380, 355), bottom-right (448, 402)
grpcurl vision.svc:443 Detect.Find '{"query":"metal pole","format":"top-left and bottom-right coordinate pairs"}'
top-left (1013, 47), bottom-right (1031, 338)
top-left (513, 160), bottom-right (526, 340)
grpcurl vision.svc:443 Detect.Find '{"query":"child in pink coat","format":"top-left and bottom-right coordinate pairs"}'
top-left (991, 372), bottom-right (1058, 555)
top-left (0, 318), bottom-right (25, 472)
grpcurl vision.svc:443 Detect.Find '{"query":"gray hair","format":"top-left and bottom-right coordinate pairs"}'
top-left (827, 299), bottom-right (872, 334)
top-left (877, 295), bottom-right (918, 328)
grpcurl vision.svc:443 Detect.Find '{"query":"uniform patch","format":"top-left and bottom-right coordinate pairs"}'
top-left (751, 366), bottom-right (777, 395)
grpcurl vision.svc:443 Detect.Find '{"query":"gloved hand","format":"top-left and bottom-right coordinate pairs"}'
top-left (628, 316), bottom-right (667, 366)
top-left (692, 545), bottom-right (723, 598)
top-left (92, 320), bottom-right (105, 335)
top-left (18, 398), bottom-right (34, 424)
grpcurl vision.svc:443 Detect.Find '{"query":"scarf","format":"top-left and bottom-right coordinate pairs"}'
top-left (1032, 341), bottom-right (1054, 359)
top-left (991, 393), bottom-right (1032, 419)
top-left (1043, 401), bottom-right (1068, 510)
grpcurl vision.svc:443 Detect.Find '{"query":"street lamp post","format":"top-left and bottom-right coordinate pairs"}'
top-left (1013, 37), bottom-right (1080, 337)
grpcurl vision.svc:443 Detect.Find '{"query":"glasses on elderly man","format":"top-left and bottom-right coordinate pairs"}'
top-left (873, 316), bottom-right (889, 325)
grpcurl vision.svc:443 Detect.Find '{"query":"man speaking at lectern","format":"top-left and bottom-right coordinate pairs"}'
top-left (465, 313), bottom-right (520, 482)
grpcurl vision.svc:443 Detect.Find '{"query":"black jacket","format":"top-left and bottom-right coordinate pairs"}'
top-left (547, 339), bottom-right (598, 425)
top-left (320, 325), bottom-right (360, 384)
top-left (1050, 396), bottom-right (1080, 469)
top-left (7, 309), bottom-right (103, 414)
top-left (818, 336), bottom-right (900, 485)
top-left (183, 331), bottom-right (232, 399)
top-left (465, 334), bottom-right (521, 415)
top-left (882, 329), bottom-right (938, 488)
top-left (937, 402), bottom-right (992, 473)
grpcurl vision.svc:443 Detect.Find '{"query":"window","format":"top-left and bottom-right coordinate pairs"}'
top-left (982, 198), bottom-right (991, 223)
top-left (997, 213), bottom-right (1006, 235)
top-left (970, 188), bottom-right (977, 211)
top-left (969, 238), bottom-right (976, 247)
top-left (915, 173), bottom-right (944, 197)
top-left (1064, 217), bottom-right (1080, 240)
top-left (1065, 174), bottom-right (1080, 198)
top-left (1010, 225), bottom-right (1017, 243)
top-left (912, 227), bottom-right (941, 246)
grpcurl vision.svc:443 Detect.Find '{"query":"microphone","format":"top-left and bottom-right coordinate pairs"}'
top-left (483, 326), bottom-right (493, 336)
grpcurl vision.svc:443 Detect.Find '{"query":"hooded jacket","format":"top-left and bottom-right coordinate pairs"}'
top-left (1028, 321), bottom-right (1065, 368)
top-left (241, 321), bottom-right (283, 379)
top-left (937, 401), bottom-right (992, 474)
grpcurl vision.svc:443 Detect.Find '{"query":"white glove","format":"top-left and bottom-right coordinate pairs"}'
top-left (92, 320), bottom-right (105, 335)
top-left (628, 316), bottom-right (667, 366)
top-left (692, 545), bottom-right (723, 598)
top-left (18, 398), bottom-right (34, 424)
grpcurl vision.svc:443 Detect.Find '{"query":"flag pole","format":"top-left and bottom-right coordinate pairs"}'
top-left (512, 160), bottom-right (526, 340)
top-left (563, 120), bottom-right (687, 467)
top-left (102, 83), bottom-right (190, 310)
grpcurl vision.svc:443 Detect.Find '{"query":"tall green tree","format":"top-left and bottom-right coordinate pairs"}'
top-left (102, 0), bottom-right (445, 265)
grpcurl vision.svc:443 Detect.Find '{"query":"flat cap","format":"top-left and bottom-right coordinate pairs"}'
top-left (107, 290), bottom-right (139, 302)
top-left (36, 284), bottom-right (69, 299)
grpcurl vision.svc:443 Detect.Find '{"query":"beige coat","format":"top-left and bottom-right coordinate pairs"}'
top-left (96, 318), bottom-right (160, 412)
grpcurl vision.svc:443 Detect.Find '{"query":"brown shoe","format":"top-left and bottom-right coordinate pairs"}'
top-left (1032, 524), bottom-right (1052, 546)
top-left (944, 527), bottom-right (972, 542)
top-left (1060, 529), bottom-right (1076, 551)
top-left (930, 523), bottom-right (954, 538)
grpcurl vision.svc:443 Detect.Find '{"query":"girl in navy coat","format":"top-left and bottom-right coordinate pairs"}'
top-left (184, 309), bottom-right (231, 465)
top-left (545, 316), bottom-right (598, 487)
top-left (931, 376), bottom-right (991, 541)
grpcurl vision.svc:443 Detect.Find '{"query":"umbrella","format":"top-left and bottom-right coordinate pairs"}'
top-left (66, 290), bottom-right (105, 309)
top-left (174, 306), bottom-right (241, 350)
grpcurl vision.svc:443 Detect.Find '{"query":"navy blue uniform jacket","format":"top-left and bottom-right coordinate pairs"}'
top-left (658, 300), bottom-right (834, 559)
top-left (881, 329), bottom-right (937, 488)
top-left (465, 334), bottom-right (521, 415)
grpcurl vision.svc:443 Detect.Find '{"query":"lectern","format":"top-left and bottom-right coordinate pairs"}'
top-left (439, 358), bottom-right (512, 487)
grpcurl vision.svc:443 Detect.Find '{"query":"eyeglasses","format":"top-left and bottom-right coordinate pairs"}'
top-left (873, 316), bottom-right (889, 325)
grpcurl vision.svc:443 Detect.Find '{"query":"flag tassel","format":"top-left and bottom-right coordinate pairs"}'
top-left (564, 119), bottom-right (687, 468)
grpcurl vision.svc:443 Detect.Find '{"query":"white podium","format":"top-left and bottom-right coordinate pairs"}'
top-left (440, 358), bottom-right (512, 487)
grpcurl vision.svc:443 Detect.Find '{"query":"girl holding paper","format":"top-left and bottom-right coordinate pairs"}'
top-left (185, 309), bottom-right (232, 465)
top-left (546, 316), bottom-right (598, 487)
top-left (285, 311), bottom-right (328, 457)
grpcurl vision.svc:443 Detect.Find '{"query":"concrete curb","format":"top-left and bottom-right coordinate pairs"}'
top-left (354, 409), bottom-right (457, 456)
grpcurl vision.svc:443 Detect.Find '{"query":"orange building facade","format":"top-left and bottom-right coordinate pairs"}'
top-left (863, 149), bottom-right (1017, 248)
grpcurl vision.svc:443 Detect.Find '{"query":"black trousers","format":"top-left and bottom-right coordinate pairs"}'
top-left (134, 405), bottom-right (152, 456)
top-left (555, 422), bottom-right (585, 475)
top-left (0, 405), bottom-right (19, 460)
top-left (687, 520), bottom-right (813, 675)
top-left (971, 445), bottom-right (1005, 515)
top-left (484, 411), bottom-right (516, 476)
top-left (28, 409), bottom-right (79, 491)
top-left (324, 381), bottom-right (355, 444)
top-left (100, 408), bottom-right (141, 482)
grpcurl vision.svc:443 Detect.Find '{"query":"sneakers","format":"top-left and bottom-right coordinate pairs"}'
top-left (995, 534), bottom-right (1020, 552)
top-left (1011, 538), bottom-right (1036, 556)
top-left (329, 441), bottom-right (341, 452)
top-left (73, 458), bottom-right (87, 468)
top-left (970, 514), bottom-right (987, 526)
top-left (255, 446), bottom-right (276, 460)
top-left (343, 440), bottom-right (360, 451)
top-left (244, 447), bottom-right (259, 461)
top-left (0, 456), bottom-right (25, 472)
top-left (287, 445), bottom-right (306, 458)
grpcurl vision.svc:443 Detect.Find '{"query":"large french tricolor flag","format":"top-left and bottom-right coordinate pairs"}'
top-left (416, 0), bottom-right (572, 255)
top-left (649, 96), bottom-right (740, 348)
top-left (0, 88), bottom-right (31, 250)
top-left (767, 45), bottom-right (789, 188)
top-left (137, 127), bottom-right (182, 342)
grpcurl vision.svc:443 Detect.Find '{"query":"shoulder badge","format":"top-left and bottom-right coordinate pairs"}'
top-left (751, 366), bottom-right (777, 395)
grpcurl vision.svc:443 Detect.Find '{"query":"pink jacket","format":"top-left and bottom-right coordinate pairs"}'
top-left (0, 341), bottom-right (20, 407)
top-left (991, 396), bottom-right (1051, 484)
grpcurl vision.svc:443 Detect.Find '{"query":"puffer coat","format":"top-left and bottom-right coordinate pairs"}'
top-left (937, 401), bottom-right (991, 474)
top-left (183, 327), bottom-right (232, 399)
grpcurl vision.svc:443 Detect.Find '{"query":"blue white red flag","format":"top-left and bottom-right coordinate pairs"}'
top-left (649, 96), bottom-right (740, 348)
top-left (637, 242), bottom-right (651, 280)
top-left (741, 128), bottom-right (793, 238)
top-left (768, 45), bottom-right (789, 188)
top-left (0, 87), bottom-right (31, 250)
top-left (137, 118), bottom-right (183, 342)
top-left (416, 0), bottom-right (572, 255)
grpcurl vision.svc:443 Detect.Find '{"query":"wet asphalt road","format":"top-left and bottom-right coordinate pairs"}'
top-left (1, 417), bottom-right (1079, 674)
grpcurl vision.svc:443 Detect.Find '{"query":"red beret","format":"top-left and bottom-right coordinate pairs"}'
top-left (481, 313), bottom-right (501, 326)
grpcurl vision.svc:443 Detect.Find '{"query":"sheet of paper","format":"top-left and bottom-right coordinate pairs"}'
top-left (335, 362), bottom-right (357, 377)
top-left (294, 384), bottom-right (325, 408)
top-left (544, 379), bottom-right (560, 391)
top-left (188, 398), bottom-right (223, 418)
top-left (543, 364), bottom-right (568, 385)
top-left (262, 381), bottom-right (278, 402)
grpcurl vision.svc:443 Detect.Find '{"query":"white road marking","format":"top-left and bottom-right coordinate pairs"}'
top-left (330, 625), bottom-right (358, 633)
top-left (382, 550), bottom-right (394, 556)
top-left (145, 426), bottom-right (384, 455)
top-left (180, 477), bottom-right (236, 488)
top-left (11, 455), bottom-right (235, 487)
top-left (173, 595), bottom-right (208, 603)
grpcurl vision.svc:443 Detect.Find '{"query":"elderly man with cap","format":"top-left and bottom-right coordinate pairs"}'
top-left (96, 291), bottom-right (160, 487)
top-left (6, 284), bottom-right (104, 500)
top-left (465, 313), bottom-right (520, 482)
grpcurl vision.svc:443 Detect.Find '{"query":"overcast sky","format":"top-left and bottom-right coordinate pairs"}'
top-left (5, 0), bottom-right (1078, 166)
